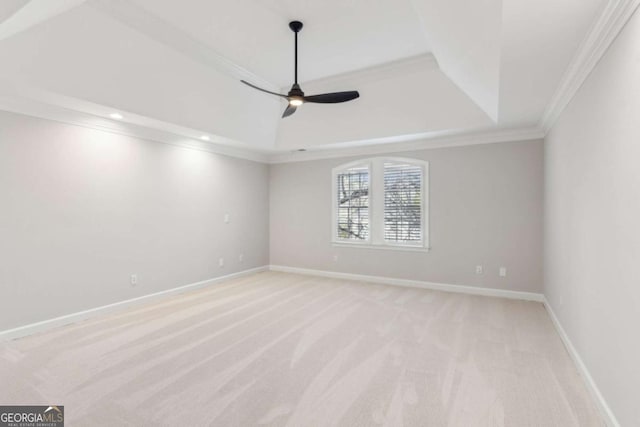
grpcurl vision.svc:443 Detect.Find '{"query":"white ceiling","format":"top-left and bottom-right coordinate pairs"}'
top-left (0, 0), bottom-right (609, 156)
top-left (129, 0), bottom-right (432, 87)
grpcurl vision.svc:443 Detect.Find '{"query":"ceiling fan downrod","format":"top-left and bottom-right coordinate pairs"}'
top-left (240, 20), bottom-right (360, 118)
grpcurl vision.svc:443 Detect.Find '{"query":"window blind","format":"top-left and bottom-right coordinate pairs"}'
top-left (384, 162), bottom-right (422, 243)
top-left (336, 166), bottom-right (369, 240)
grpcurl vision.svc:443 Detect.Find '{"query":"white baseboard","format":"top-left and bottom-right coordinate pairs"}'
top-left (0, 266), bottom-right (269, 342)
top-left (269, 265), bottom-right (544, 302)
top-left (543, 298), bottom-right (619, 427)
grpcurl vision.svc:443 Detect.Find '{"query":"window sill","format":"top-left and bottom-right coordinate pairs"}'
top-left (331, 242), bottom-right (431, 253)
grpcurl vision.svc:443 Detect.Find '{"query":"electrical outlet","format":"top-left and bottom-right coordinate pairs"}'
top-left (475, 265), bottom-right (483, 275)
top-left (239, 254), bottom-right (244, 263)
top-left (224, 213), bottom-right (230, 224)
top-left (499, 267), bottom-right (507, 277)
top-left (219, 257), bottom-right (224, 267)
top-left (333, 254), bottom-right (338, 262)
top-left (130, 274), bottom-right (138, 286)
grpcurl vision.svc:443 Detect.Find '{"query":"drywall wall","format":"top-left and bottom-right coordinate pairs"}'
top-left (270, 140), bottom-right (543, 292)
top-left (0, 111), bottom-right (269, 331)
top-left (544, 7), bottom-right (640, 426)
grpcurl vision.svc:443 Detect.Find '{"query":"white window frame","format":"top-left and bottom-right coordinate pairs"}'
top-left (332, 160), bottom-right (372, 245)
top-left (331, 157), bottom-right (430, 252)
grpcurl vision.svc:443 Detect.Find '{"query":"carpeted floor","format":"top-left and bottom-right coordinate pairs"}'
top-left (0, 272), bottom-right (602, 426)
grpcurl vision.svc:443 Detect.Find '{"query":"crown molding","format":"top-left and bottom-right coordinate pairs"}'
top-left (0, 79), bottom-right (546, 166)
top-left (267, 126), bottom-right (545, 164)
top-left (540, 0), bottom-right (640, 133)
top-left (0, 86), bottom-right (271, 163)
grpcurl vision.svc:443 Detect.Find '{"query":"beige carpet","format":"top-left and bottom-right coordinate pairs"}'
top-left (0, 272), bottom-right (602, 426)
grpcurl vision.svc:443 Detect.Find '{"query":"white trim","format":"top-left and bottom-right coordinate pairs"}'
top-left (0, 266), bottom-right (269, 342)
top-left (269, 265), bottom-right (544, 302)
top-left (268, 127), bottom-right (545, 164)
top-left (331, 242), bottom-right (431, 253)
top-left (1, 97), bottom-right (545, 165)
top-left (543, 298), bottom-right (620, 427)
top-left (0, 100), bottom-right (270, 164)
top-left (1, 79), bottom-right (545, 164)
top-left (0, 78), bottom-right (274, 163)
top-left (540, 0), bottom-right (640, 133)
top-left (332, 160), bottom-right (373, 244)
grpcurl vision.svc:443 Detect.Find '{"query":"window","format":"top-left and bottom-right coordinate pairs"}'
top-left (335, 165), bottom-right (370, 241)
top-left (384, 162), bottom-right (423, 243)
top-left (332, 158), bottom-right (428, 250)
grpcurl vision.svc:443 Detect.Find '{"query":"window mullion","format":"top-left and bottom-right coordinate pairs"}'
top-left (371, 159), bottom-right (385, 245)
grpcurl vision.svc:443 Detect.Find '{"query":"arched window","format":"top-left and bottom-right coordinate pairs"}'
top-left (332, 157), bottom-right (429, 250)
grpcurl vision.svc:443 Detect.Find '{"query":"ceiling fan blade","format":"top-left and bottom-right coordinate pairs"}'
top-left (241, 80), bottom-right (287, 98)
top-left (304, 91), bottom-right (360, 104)
top-left (282, 104), bottom-right (297, 118)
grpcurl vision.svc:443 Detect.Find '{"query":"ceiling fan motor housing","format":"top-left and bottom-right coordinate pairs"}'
top-left (288, 83), bottom-right (304, 98)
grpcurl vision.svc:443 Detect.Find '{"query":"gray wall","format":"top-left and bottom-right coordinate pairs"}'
top-left (0, 111), bottom-right (269, 331)
top-left (270, 140), bottom-right (544, 293)
top-left (544, 7), bottom-right (640, 427)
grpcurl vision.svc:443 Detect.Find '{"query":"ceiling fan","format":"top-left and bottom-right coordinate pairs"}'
top-left (241, 21), bottom-right (360, 118)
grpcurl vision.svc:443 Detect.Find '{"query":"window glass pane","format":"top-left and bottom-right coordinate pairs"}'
top-left (336, 167), bottom-right (369, 240)
top-left (384, 162), bottom-right (422, 243)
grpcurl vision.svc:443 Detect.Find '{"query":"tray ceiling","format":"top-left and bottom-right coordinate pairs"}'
top-left (0, 0), bottom-right (608, 155)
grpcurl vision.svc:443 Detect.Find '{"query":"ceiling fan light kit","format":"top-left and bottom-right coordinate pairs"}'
top-left (241, 20), bottom-right (360, 118)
